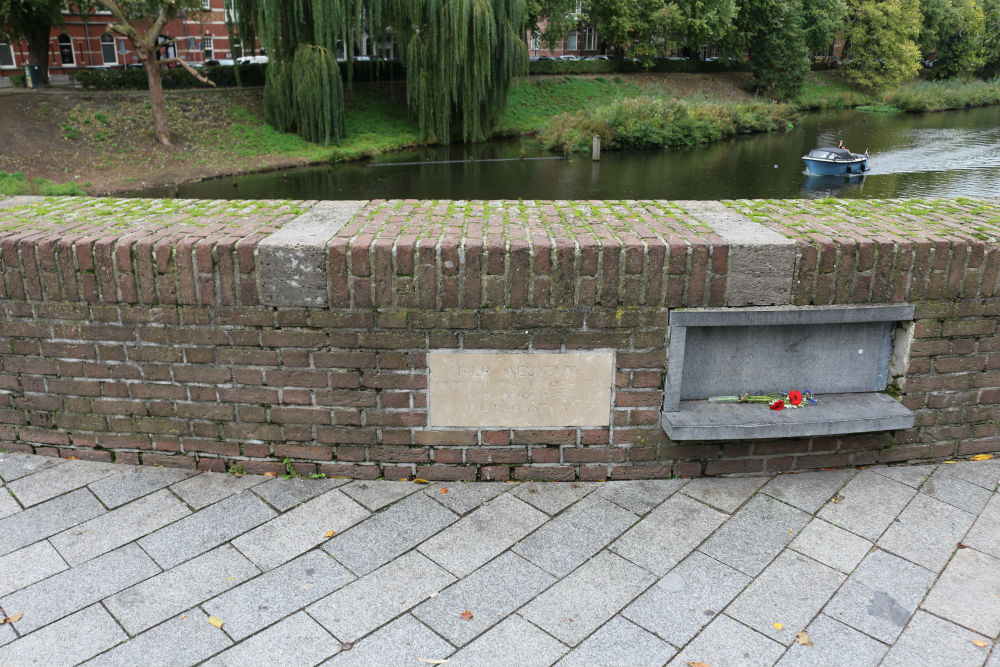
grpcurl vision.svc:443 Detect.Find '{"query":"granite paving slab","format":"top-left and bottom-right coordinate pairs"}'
top-left (681, 476), bottom-right (767, 513)
top-left (0, 540), bottom-right (68, 597)
top-left (936, 459), bottom-right (1000, 491)
top-left (553, 615), bottom-right (677, 667)
top-left (81, 609), bottom-right (232, 667)
top-left (0, 487), bottom-right (105, 556)
top-left (0, 487), bottom-right (20, 520)
top-left (921, 547), bottom-right (1000, 637)
top-left (700, 494), bottom-right (811, 576)
top-left (0, 451), bottom-right (66, 483)
top-left (880, 610), bottom-right (993, 667)
top-left (666, 614), bottom-right (785, 667)
top-left (202, 611), bottom-right (338, 667)
top-left (423, 481), bottom-right (508, 515)
top-left (88, 466), bottom-right (194, 509)
top-left (170, 472), bottom-right (267, 510)
top-left (595, 479), bottom-right (687, 515)
top-left (252, 476), bottom-right (349, 512)
top-left (512, 481), bottom-right (599, 515)
top-left (444, 614), bottom-right (568, 667)
top-left (761, 469), bottom-right (857, 514)
top-left (817, 470), bottom-right (916, 541)
top-left (868, 463), bottom-right (937, 488)
top-left (963, 492), bottom-right (1000, 558)
top-left (0, 605), bottom-right (127, 667)
top-left (920, 468), bottom-right (993, 514)
top-left (6, 460), bottom-right (119, 507)
top-left (320, 614), bottom-right (454, 667)
top-left (774, 614), bottom-right (889, 667)
top-left (788, 518), bottom-right (874, 574)
top-left (876, 492), bottom-right (975, 571)
top-left (340, 479), bottom-right (423, 511)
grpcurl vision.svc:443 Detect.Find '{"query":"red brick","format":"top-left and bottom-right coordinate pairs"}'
top-left (415, 466), bottom-right (476, 481)
top-left (513, 466), bottom-right (575, 481)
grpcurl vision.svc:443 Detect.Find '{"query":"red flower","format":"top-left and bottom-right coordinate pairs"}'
top-left (769, 399), bottom-right (784, 411)
top-left (788, 390), bottom-right (803, 406)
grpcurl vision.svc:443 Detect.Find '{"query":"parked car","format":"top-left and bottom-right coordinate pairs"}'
top-left (203, 59), bottom-right (235, 67)
top-left (558, 55), bottom-right (579, 61)
top-left (236, 55), bottom-right (268, 65)
top-left (584, 55), bottom-right (610, 60)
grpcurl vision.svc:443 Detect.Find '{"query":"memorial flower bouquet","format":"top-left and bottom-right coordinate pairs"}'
top-left (708, 390), bottom-right (817, 411)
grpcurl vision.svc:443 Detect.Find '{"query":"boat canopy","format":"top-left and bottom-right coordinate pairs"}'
top-left (806, 147), bottom-right (856, 161)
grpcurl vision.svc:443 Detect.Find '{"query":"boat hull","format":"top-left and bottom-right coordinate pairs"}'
top-left (802, 156), bottom-right (869, 176)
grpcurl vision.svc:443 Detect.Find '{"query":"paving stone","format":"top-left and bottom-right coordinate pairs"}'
top-left (922, 547), bottom-right (1000, 637)
top-left (0, 487), bottom-right (20, 519)
top-left (0, 543), bottom-right (160, 634)
top-left (252, 476), bottom-right (348, 512)
top-left (104, 544), bottom-right (260, 635)
top-left (50, 489), bottom-right (191, 566)
top-left (82, 609), bottom-right (231, 667)
top-left (0, 488), bottom-right (105, 556)
top-left (88, 466), bottom-right (194, 509)
top-left (789, 518), bottom-right (874, 574)
top-left (444, 614), bottom-right (567, 667)
top-left (0, 540), bottom-right (69, 597)
top-left (963, 493), bottom-right (1000, 559)
top-left (0, 605), bottom-right (126, 667)
top-left (937, 459), bottom-right (1000, 492)
top-left (762, 469), bottom-right (857, 514)
top-left (880, 610), bottom-right (992, 667)
top-left (340, 480), bottom-right (422, 511)
top-left (6, 460), bottom-right (120, 507)
top-left (512, 481), bottom-right (599, 515)
top-left (307, 551), bottom-right (456, 643)
top-left (700, 494), bottom-right (810, 576)
top-left (666, 614), bottom-right (785, 667)
top-left (609, 493), bottom-right (727, 576)
top-left (424, 482), bottom-right (508, 515)
top-left (321, 614), bottom-right (454, 667)
top-left (595, 479), bottom-right (686, 515)
top-left (823, 549), bottom-right (935, 643)
top-left (775, 614), bottom-right (889, 667)
top-left (553, 615), bottom-right (675, 667)
top-left (138, 491), bottom-right (276, 569)
top-left (727, 550), bottom-right (845, 644)
top-left (623, 550), bottom-right (750, 646)
top-left (417, 493), bottom-right (548, 577)
top-left (817, 471), bottom-right (916, 541)
top-left (203, 611), bottom-right (338, 667)
top-left (323, 492), bottom-right (454, 576)
top-left (203, 550), bottom-right (355, 642)
top-left (232, 490), bottom-right (370, 571)
top-left (513, 494), bottom-right (637, 577)
top-left (920, 468), bottom-right (993, 515)
top-left (0, 451), bottom-right (65, 482)
top-left (682, 476), bottom-right (767, 513)
top-left (877, 492), bottom-right (975, 571)
top-left (521, 550), bottom-right (656, 646)
top-left (170, 472), bottom-right (266, 510)
top-left (988, 643), bottom-right (1000, 667)
top-left (414, 552), bottom-right (556, 647)
top-left (869, 464), bottom-right (937, 488)
top-left (0, 623), bottom-right (13, 648)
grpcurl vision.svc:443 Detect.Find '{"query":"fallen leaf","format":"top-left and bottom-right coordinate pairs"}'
top-left (820, 467), bottom-right (837, 471)
top-left (398, 477), bottom-right (409, 482)
top-left (972, 640), bottom-right (990, 648)
top-left (441, 488), bottom-right (448, 494)
top-left (180, 614), bottom-right (186, 619)
top-left (323, 530), bottom-right (336, 538)
top-left (795, 631), bottom-right (813, 646)
top-left (65, 456), bottom-right (79, 460)
top-left (414, 478), bottom-right (430, 484)
top-left (1, 613), bottom-right (22, 624)
top-left (207, 616), bottom-right (224, 628)
top-left (943, 460), bottom-right (958, 464)
top-left (416, 659), bottom-right (449, 664)
top-left (970, 454), bottom-right (994, 461)
top-left (686, 662), bottom-right (711, 667)
top-left (460, 609), bottom-right (473, 621)
top-left (830, 494), bottom-right (844, 504)
top-left (773, 622), bottom-right (784, 630)
top-left (958, 542), bottom-right (968, 549)
top-left (263, 471), bottom-right (278, 477)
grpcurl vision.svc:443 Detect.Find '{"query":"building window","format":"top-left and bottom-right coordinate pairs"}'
top-left (0, 42), bottom-right (14, 68)
top-left (584, 28), bottom-right (597, 51)
top-left (231, 38), bottom-right (243, 59)
top-left (100, 34), bottom-right (117, 65)
top-left (201, 0), bottom-right (212, 9)
top-left (566, 31), bottom-right (578, 51)
top-left (203, 34), bottom-right (213, 60)
top-left (530, 33), bottom-right (540, 51)
top-left (58, 33), bottom-right (75, 65)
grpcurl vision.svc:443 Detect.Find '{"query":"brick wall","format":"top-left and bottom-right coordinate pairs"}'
top-left (0, 195), bottom-right (998, 479)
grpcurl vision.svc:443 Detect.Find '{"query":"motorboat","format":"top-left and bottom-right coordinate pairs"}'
top-left (802, 147), bottom-right (869, 175)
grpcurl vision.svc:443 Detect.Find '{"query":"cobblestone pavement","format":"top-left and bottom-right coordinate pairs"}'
top-left (1, 452), bottom-right (999, 667)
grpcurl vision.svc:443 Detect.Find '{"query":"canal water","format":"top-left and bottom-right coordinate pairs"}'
top-left (134, 105), bottom-right (1000, 201)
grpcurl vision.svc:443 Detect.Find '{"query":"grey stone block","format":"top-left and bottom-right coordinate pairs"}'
top-left (82, 609), bottom-right (231, 667)
top-left (444, 614), bottom-right (567, 667)
top-left (818, 470), bottom-right (916, 541)
top-left (681, 476), bottom-right (767, 513)
top-left (169, 472), bottom-right (266, 510)
top-left (253, 476), bottom-right (348, 512)
top-left (869, 463), bottom-right (937, 488)
top-left (0, 541), bottom-right (68, 597)
top-left (512, 481), bottom-right (599, 515)
top-left (51, 489), bottom-right (191, 566)
top-left (554, 615), bottom-right (676, 667)
top-left (937, 459), bottom-right (1000, 492)
top-left (513, 494), bottom-right (637, 577)
top-left (666, 614), bottom-right (785, 667)
top-left (323, 492), bottom-right (454, 576)
top-left (417, 493), bottom-right (548, 578)
top-left (0, 605), bottom-right (126, 667)
top-left (88, 466), bottom-right (194, 509)
top-left (623, 551), bottom-right (750, 647)
top-left (340, 479), bottom-right (423, 511)
top-left (988, 642), bottom-right (1000, 667)
top-left (521, 550), bottom-right (656, 646)
top-left (595, 479), bottom-right (686, 515)
top-left (233, 489), bottom-right (370, 571)
top-left (823, 549), bottom-right (935, 643)
top-left (700, 494), bottom-right (810, 576)
top-left (7, 460), bottom-right (120, 507)
top-left (0, 623), bottom-right (13, 648)
top-left (963, 493), bottom-right (1000, 559)
top-left (789, 518), bottom-right (873, 574)
top-left (880, 610), bottom-right (992, 667)
top-left (775, 614), bottom-right (888, 667)
top-left (424, 481), bottom-right (508, 515)
top-left (307, 551), bottom-right (455, 643)
top-left (727, 551), bottom-right (845, 644)
top-left (0, 487), bottom-right (105, 556)
top-left (139, 491), bottom-right (276, 569)
top-left (877, 492), bottom-right (975, 571)
top-left (0, 487), bottom-right (20, 519)
top-left (762, 469), bottom-right (857, 514)
top-left (104, 544), bottom-right (260, 635)
top-left (610, 492), bottom-right (727, 576)
top-left (669, 303), bottom-right (916, 328)
top-left (202, 611), bottom-right (338, 667)
top-left (413, 552), bottom-right (556, 647)
top-left (203, 550), bottom-right (355, 642)
top-left (0, 452), bottom-right (65, 483)
top-left (0, 543), bottom-right (160, 634)
top-left (921, 468), bottom-right (993, 514)
top-left (922, 547), bottom-right (1000, 637)
top-left (321, 614), bottom-right (455, 667)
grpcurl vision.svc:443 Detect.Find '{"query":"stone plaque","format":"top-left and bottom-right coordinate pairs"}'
top-left (428, 351), bottom-right (615, 428)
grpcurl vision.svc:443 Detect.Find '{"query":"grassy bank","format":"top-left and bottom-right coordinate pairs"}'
top-left (0, 171), bottom-right (86, 196)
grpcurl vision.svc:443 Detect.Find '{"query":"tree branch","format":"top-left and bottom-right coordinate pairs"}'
top-left (160, 57), bottom-right (218, 86)
top-left (148, 0), bottom-right (178, 43)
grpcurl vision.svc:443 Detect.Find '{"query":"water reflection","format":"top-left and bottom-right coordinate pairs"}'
top-left (800, 174), bottom-right (867, 198)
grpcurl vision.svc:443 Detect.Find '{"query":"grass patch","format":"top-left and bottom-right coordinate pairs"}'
top-left (856, 103), bottom-right (904, 113)
top-left (0, 172), bottom-right (86, 196)
top-left (793, 72), bottom-right (873, 110)
top-left (883, 78), bottom-right (1000, 112)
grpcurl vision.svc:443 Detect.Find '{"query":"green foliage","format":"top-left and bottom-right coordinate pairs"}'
top-left (0, 171), bottom-right (85, 196)
top-left (793, 72), bottom-right (873, 109)
top-left (739, 0), bottom-right (810, 100)
top-left (9, 74), bottom-right (26, 87)
top-left (802, 0), bottom-right (847, 54)
top-left (291, 44), bottom-right (344, 145)
top-left (526, 58), bottom-right (746, 75)
top-left (843, 0), bottom-right (922, 92)
top-left (921, 0), bottom-right (986, 78)
top-left (882, 77), bottom-right (1000, 110)
top-left (981, 0), bottom-right (1000, 76)
top-left (856, 103), bottom-right (903, 112)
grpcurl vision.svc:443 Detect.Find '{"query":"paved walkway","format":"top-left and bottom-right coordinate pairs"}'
top-left (0, 453), bottom-right (998, 667)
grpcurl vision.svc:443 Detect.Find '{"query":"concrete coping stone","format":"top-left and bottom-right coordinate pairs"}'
top-left (670, 304), bottom-right (916, 327)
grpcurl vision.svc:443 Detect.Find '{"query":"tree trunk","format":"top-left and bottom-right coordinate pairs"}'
top-left (26, 23), bottom-right (51, 84)
top-left (139, 44), bottom-right (171, 145)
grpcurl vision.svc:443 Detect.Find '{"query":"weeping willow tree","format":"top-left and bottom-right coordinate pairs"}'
top-left (232, 0), bottom-right (526, 144)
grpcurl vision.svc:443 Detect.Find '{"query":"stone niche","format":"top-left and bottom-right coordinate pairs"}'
top-left (661, 305), bottom-right (916, 440)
